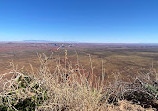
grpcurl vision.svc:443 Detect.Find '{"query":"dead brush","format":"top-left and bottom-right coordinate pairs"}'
top-left (118, 68), bottom-right (158, 109)
top-left (36, 52), bottom-right (110, 111)
top-left (0, 51), bottom-right (156, 111)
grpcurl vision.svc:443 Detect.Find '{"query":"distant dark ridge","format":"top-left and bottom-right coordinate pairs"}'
top-left (23, 40), bottom-right (80, 43)
top-left (22, 41), bottom-right (158, 45)
top-left (23, 40), bottom-right (52, 43)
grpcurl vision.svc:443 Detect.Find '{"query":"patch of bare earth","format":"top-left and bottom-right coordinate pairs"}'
top-left (108, 100), bottom-right (155, 111)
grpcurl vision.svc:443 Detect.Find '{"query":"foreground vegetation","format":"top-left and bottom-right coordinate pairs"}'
top-left (0, 53), bottom-right (158, 111)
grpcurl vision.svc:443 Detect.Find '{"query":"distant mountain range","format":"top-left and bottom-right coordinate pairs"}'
top-left (23, 40), bottom-right (52, 42)
top-left (23, 40), bottom-right (80, 43)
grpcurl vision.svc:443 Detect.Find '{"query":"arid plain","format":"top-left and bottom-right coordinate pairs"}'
top-left (1, 42), bottom-right (158, 83)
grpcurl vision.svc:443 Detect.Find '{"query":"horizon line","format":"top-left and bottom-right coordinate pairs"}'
top-left (0, 40), bottom-right (158, 44)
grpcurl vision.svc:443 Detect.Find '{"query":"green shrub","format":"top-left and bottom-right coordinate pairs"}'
top-left (0, 73), bottom-right (48, 111)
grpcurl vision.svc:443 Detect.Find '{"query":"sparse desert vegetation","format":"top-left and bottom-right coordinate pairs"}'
top-left (1, 43), bottom-right (158, 110)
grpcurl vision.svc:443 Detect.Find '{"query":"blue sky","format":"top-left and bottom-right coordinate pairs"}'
top-left (0, 0), bottom-right (158, 43)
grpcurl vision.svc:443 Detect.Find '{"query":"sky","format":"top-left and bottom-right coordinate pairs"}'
top-left (0, 0), bottom-right (158, 43)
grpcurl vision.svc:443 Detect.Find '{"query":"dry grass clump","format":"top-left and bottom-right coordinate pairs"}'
top-left (0, 52), bottom-right (157, 111)
top-left (36, 53), bottom-right (109, 110)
